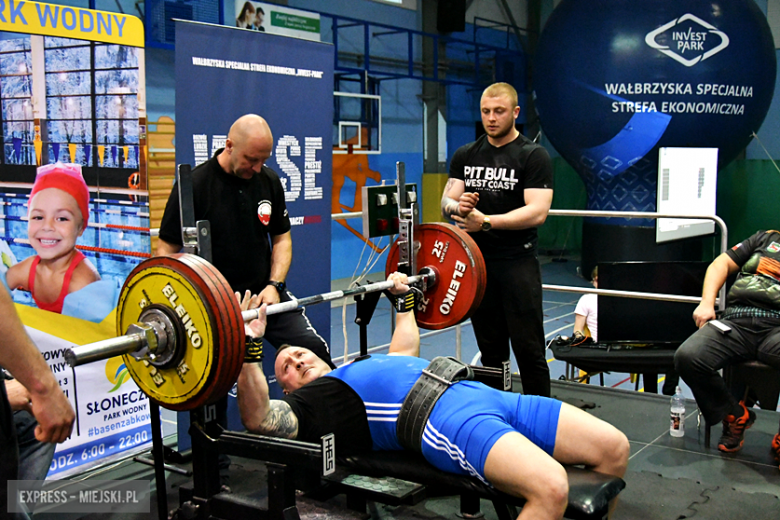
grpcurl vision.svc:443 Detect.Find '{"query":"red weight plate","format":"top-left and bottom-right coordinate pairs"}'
top-left (117, 254), bottom-right (243, 411)
top-left (177, 254), bottom-right (245, 407)
top-left (386, 223), bottom-right (486, 329)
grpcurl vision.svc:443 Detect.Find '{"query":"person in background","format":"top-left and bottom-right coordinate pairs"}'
top-left (675, 230), bottom-right (780, 461)
top-left (236, 1), bottom-right (256, 28)
top-left (254, 6), bottom-right (266, 31)
top-left (441, 82), bottom-right (554, 397)
top-left (572, 265), bottom-right (679, 394)
top-left (0, 282), bottom-right (74, 514)
top-left (4, 377), bottom-right (56, 482)
top-left (573, 266), bottom-right (599, 344)
top-left (157, 114), bottom-right (330, 486)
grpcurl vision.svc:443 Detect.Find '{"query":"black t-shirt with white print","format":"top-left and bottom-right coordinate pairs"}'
top-left (449, 134), bottom-right (553, 260)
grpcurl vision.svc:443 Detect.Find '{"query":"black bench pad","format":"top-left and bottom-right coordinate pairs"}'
top-left (339, 451), bottom-right (625, 520)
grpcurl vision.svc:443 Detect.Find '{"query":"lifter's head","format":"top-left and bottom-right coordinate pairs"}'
top-left (274, 345), bottom-right (333, 394)
top-left (223, 114), bottom-right (273, 180)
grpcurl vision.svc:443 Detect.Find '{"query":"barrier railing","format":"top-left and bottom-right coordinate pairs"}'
top-left (544, 210), bottom-right (727, 309)
top-left (152, 209), bottom-right (728, 362)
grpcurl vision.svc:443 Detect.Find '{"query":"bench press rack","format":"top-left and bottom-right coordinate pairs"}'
top-left (144, 164), bottom-right (624, 519)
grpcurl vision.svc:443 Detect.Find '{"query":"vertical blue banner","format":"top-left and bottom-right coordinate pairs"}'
top-left (175, 21), bottom-right (333, 440)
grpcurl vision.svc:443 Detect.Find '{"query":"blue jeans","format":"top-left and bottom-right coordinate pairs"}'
top-left (15, 411), bottom-right (56, 482)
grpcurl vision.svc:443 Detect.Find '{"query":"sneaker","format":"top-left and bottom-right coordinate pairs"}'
top-left (718, 402), bottom-right (756, 453)
top-left (772, 433), bottom-right (780, 467)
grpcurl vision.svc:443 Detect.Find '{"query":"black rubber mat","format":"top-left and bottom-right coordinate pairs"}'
top-left (614, 470), bottom-right (779, 520)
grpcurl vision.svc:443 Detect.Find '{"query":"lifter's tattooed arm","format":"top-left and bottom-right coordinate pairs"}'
top-left (254, 400), bottom-right (299, 439)
top-left (237, 362), bottom-right (300, 439)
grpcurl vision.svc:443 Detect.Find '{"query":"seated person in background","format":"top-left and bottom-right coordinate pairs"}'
top-left (6, 163), bottom-right (101, 315)
top-left (675, 230), bottom-right (780, 458)
top-left (238, 273), bottom-right (630, 520)
top-left (574, 265), bottom-right (679, 395)
top-left (573, 266), bottom-right (599, 344)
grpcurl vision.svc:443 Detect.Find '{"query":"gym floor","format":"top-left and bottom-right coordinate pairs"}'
top-left (53, 257), bottom-right (780, 520)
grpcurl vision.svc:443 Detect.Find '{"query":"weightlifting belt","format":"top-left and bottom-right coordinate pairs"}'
top-left (396, 356), bottom-right (474, 452)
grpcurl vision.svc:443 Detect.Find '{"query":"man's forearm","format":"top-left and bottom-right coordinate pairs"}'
top-left (0, 290), bottom-right (60, 398)
top-left (237, 363), bottom-right (272, 432)
top-left (237, 363), bottom-right (299, 438)
top-left (488, 189), bottom-right (553, 231)
top-left (489, 205), bottom-right (548, 230)
top-left (269, 234), bottom-right (292, 283)
top-left (441, 196), bottom-right (461, 219)
top-left (388, 311), bottom-right (420, 357)
top-left (441, 178), bottom-right (465, 219)
top-left (700, 257), bottom-right (731, 307)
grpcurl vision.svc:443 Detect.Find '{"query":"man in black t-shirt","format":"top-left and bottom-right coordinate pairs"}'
top-left (441, 82), bottom-right (553, 397)
top-left (157, 114), bottom-right (330, 486)
top-left (675, 230), bottom-right (780, 461)
top-left (158, 114), bottom-right (330, 362)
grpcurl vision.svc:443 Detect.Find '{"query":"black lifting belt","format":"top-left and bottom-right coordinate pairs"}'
top-left (396, 357), bottom-right (474, 452)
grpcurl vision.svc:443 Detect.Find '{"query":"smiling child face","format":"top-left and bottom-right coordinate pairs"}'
top-left (27, 188), bottom-right (85, 261)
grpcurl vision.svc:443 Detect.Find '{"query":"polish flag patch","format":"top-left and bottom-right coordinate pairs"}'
top-left (257, 201), bottom-right (272, 226)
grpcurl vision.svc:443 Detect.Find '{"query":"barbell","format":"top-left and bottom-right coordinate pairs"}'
top-left (64, 223), bottom-right (486, 411)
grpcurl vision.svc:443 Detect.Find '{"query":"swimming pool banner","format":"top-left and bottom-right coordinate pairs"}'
top-left (0, 1), bottom-right (144, 47)
top-left (15, 304), bottom-right (152, 478)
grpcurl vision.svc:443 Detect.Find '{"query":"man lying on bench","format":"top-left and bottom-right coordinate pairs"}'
top-left (237, 272), bottom-right (629, 520)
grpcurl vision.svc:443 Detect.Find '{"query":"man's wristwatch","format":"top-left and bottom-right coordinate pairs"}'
top-left (268, 280), bottom-right (286, 293)
top-left (481, 216), bottom-right (492, 231)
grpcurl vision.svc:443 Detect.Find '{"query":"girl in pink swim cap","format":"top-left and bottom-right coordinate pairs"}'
top-left (6, 163), bottom-right (101, 313)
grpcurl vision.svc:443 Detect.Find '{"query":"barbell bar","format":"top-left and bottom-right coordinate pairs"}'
top-left (66, 272), bottom-right (432, 368)
top-left (63, 223), bottom-right (486, 411)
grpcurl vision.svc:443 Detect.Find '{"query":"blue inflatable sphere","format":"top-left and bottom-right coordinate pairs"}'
top-left (534, 0), bottom-right (776, 225)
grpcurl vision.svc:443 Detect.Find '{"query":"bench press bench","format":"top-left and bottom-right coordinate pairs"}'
top-left (179, 425), bottom-right (625, 520)
top-left (333, 451), bottom-right (625, 520)
top-left (174, 362), bottom-right (624, 520)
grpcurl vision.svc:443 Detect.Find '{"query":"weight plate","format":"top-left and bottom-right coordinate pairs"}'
top-left (177, 254), bottom-right (245, 407)
top-left (386, 223), bottom-right (486, 330)
top-left (117, 254), bottom-right (244, 411)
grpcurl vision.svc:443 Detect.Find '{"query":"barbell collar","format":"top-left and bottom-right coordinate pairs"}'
top-left (64, 333), bottom-right (148, 367)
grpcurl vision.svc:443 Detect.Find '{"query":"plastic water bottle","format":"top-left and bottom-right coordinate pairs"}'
top-left (670, 386), bottom-right (685, 437)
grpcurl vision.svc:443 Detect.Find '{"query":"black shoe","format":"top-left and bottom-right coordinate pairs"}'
top-left (718, 401), bottom-right (756, 453)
